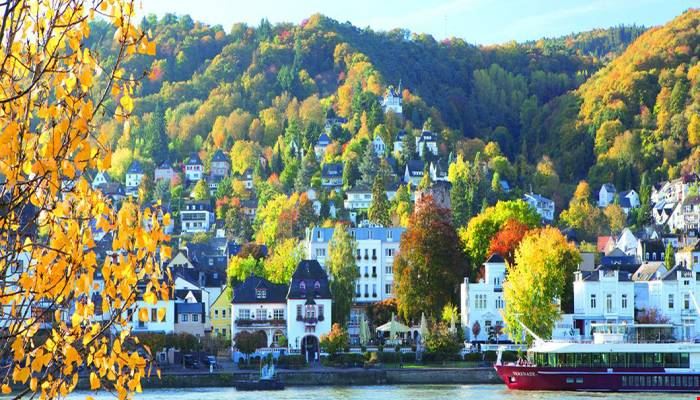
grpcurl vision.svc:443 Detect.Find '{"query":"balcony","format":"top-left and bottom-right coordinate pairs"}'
top-left (304, 317), bottom-right (318, 326)
top-left (235, 318), bottom-right (285, 327)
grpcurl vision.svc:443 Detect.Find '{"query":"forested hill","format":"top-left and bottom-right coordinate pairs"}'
top-left (87, 10), bottom-right (694, 201)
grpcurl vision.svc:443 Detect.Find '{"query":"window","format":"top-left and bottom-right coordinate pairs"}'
top-left (318, 305), bottom-right (324, 319)
top-left (296, 305), bottom-right (302, 319)
top-left (496, 297), bottom-right (504, 309)
top-left (300, 281), bottom-right (306, 291)
top-left (475, 294), bottom-right (487, 309)
top-left (355, 283), bottom-right (360, 297)
top-left (314, 281), bottom-right (321, 290)
top-left (590, 294), bottom-right (597, 309)
top-left (193, 314), bottom-right (199, 322)
top-left (222, 309), bottom-right (226, 318)
top-left (255, 288), bottom-right (267, 299)
top-left (256, 309), bottom-right (266, 320)
top-left (684, 294), bottom-right (690, 310)
top-left (606, 294), bottom-right (613, 313)
top-left (669, 294), bottom-right (674, 309)
top-left (621, 294), bottom-right (628, 309)
top-left (385, 248), bottom-right (395, 257)
top-left (214, 310), bottom-right (219, 319)
top-left (222, 328), bottom-right (226, 336)
top-left (151, 308), bottom-right (158, 322)
top-left (385, 284), bottom-right (391, 295)
top-left (372, 249), bottom-right (377, 259)
top-left (372, 266), bottom-right (377, 277)
top-left (387, 230), bottom-right (393, 240)
top-left (372, 284), bottom-right (377, 296)
top-left (316, 248), bottom-right (326, 257)
top-left (364, 284), bottom-right (368, 297)
top-left (385, 264), bottom-right (392, 274)
top-left (274, 309), bottom-right (284, 320)
top-left (305, 305), bottom-right (316, 319)
top-left (239, 309), bottom-right (250, 319)
top-left (182, 314), bottom-right (188, 322)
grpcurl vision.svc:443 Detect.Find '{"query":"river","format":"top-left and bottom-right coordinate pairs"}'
top-left (65, 385), bottom-right (693, 399)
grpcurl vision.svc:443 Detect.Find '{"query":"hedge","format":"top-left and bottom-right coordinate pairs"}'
top-left (320, 353), bottom-right (366, 368)
top-left (277, 354), bottom-right (307, 369)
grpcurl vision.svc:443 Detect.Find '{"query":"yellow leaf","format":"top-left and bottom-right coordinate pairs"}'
top-left (138, 308), bottom-right (149, 322)
top-left (143, 291), bottom-right (157, 305)
top-left (1, 384), bottom-right (10, 394)
top-left (12, 367), bottom-right (29, 384)
top-left (157, 308), bottom-right (166, 322)
top-left (120, 93), bottom-right (133, 113)
top-left (89, 372), bottom-right (100, 390)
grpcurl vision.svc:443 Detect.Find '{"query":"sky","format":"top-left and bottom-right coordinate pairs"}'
top-left (138, 0), bottom-right (697, 45)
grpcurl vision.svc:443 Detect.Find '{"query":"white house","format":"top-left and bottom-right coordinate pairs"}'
top-left (210, 149), bottom-right (231, 178)
top-left (91, 171), bottom-right (111, 189)
top-left (154, 162), bottom-right (176, 184)
top-left (185, 153), bottom-right (204, 182)
top-left (393, 130), bottom-right (407, 155)
top-left (286, 260), bottom-right (332, 362)
top-left (231, 276), bottom-right (288, 348)
top-left (314, 133), bottom-right (331, 159)
top-left (131, 298), bottom-right (176, 334)
top-left (460, 254), bottom-right (508, 342)
top-left (676, 241), bottom-right (700, 272)
top-left (372, 135), bottom-right (386, 157)
top-left (381, 85), bottom-right (402, 115)
top-left (598, 183), bottom-right (617, 208)
top-left (681, 196), bottom-right (700, 232)
top-left (180, 200), bottom-right (214, 233)
top-left (614, 228), bottom-right (639, 256)
top-left (321, 163), bottom-right (343, 188)
top-left (428, 161), bottom-right (448, 182)
top-left (573, 267), bottom-right (635, 339)
top-left (415, 131), bottom-right (438, 157)
top-left (523, 192), bottom-right (555, 223)
top-left (403, 160), bottom-right (424, 186)
top-left (125, 160), bottom-right (144, 195)
top-left (619, 189), bottom-right (640, 214)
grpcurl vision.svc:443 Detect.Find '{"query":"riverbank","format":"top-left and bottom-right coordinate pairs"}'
top-left (74, 367), bottom-right (501, 389)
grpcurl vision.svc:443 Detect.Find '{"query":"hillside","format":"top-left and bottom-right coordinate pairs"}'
top-left (574, 8), bottom-right (700, 190)
top-left (87, 12), bottom-right (669, 205)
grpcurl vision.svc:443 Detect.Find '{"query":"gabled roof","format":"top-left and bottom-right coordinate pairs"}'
top-left (621, 189), bottom-right (637, 198)
top-left (406, 160), bottom-right (424, 175)
top-left (523, 192), bottom-right (553, 205)
top-left (396, 130), bottom-right (407, 140)
top-left (322, 163), bottom-right (343, 178)
top-left (660, 265), bottom-right (693, 281)
top-left (619, 197), bottom-right (632, 209)
top-left (156, 161), bottom-right (173, 170)
top-left (632, 262), bottom-right (666, 282)
top-left (601, 183), bottom-right (616, 193)
top-left (232, 276), bottom-right (288, 304)
top-left (417, 130), bottom-right (436, 142)
top-left (98, 182), bottom-right (125, 196)
top-left (211, 149), bottom-right (229, 163)
top-left (485, 254), bottom-right (505, 264)
top-left (127, 160), bottom-right (143, 174)
top-left (186, 152), bottom-right (203, 166)
top-left (287, 260), bottom-right (331, 299)
top-left (597, 236), bottom-right (613, 253)
top-left (316, 132), bottom-right (331, 146)
top-left (174, 289), bottom-right (203, 302)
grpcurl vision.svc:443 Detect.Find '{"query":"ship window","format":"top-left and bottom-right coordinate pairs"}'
top-left (565, 378), bottom-right (574, 384)
top-left (575, 378), bottom-right (583, 384)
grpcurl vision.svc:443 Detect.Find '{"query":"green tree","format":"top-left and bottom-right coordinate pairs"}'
top-left (225, 205), bottom-right (253, 242)
top-left (665, 242), bottom-right (675, 268)
top-left (319, 323), bottom-right (349, 356)
top-left (143, 103), bottom-right (170, 165)
top-left (294, 146), bottom-right (318, 192)
top-left (192, 179), bottom-right (211, 201)
top-left (358, 140), bottom-right (378, 186)
top-left (637, 172), bottom-right (651, 227)
top-left (227, 256), bottom-right (263, 285)
top-left (327, 223), bottom-right (359, 326)
top-left (153, 179), bottom-right (171, 204)
top-left (560, 181), bottom-right (609, 241)
top-left (604, 204), bottom-right (627, 235)
top-left (137, 174), bottom-right (154, 206)
top-left (503, 227), bottom-right (581, 344)
top-left (394, 195), bottom-right (468, 320)
top-left (263, 238), bottom-right (303, 284)
top-left (460, 200), bottom-right (541, 271)
top-left (368, 176), bottom-right (391, 226)
top-left (342, 158), bottom-right (360, 189)
top-left (215, 177), bottom-right (232, 199)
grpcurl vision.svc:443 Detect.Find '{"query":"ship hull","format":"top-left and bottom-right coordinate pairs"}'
top-left (495, 365), bottom-right (700, 392)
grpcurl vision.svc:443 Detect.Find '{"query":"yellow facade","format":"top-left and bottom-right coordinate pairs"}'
top-left (210, 287), bottom-right (231, 340)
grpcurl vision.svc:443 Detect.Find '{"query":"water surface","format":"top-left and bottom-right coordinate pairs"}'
top-left (67, 385), bottom-right (696, 399)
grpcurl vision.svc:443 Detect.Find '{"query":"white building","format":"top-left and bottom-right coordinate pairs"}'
top-left (393, 130), bottom-right (407, 155)
top-left (460, 254), bottom-right (508, 342)
top-left (131, 298), bottom-right (176, 334)
top-left (180, 200), bottom-right (214, 233)
top-left (614, 228), bottom-right (639, 256)
top-left (598, 183), bottom-right (617, 208)
top-left (681, 196), bottom-right (700, 232)
top-left (154, 162), bottom-right (177, 184)
top-left (286, 260), bottom-right (332, 362)
top-left (314, 133), bottom-right (331, 159)
top-left (573, 267), bottom-right (635, 339)
top-left (321, 163), bottom-right (343, 188)
top-left (677, 242), bottom-right (700, 271)
top-left (125, 160), bottom-right (144, 195)
top-left (523, 192), bottom-right (555, 223)
top-left (416, 131), bottom-right (438, 157)
top-left (91, 171), bottom-right (111, 189)
top-left (372, 135), bottom-right (386, 157)
top-left (185, 153), bottom-right (204, 182)
top-left (619, 189), bottom-right (640, 214)
top-left (231, 276), bottom-right (288, 348)
top-left (210, 149), bottom-right (231, 178)
top-left (404, 160), bottom-right (424, 186)
top-left (381, 85), bottom-right (402, 115)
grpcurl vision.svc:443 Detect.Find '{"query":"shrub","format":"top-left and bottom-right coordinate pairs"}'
top-left (463, 352), bottom-right (483, 362)
top-left (425, 322), bottom-right (462, 360)
top-left (321, 352), bottom-right (366, 367)
top-left (319, 324), bottom-right (349, 356)
top-left (277, 354), bottom-right (307, 369)
top-left (483, 350), bottom-right (518, 362)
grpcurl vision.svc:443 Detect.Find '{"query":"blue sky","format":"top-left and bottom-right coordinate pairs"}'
top-left (139, 0), bottom-right (696, 45)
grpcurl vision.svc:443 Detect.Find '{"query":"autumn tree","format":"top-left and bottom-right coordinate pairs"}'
top-left (394, 195), bottom-right (468, 320)
top-left (503, 228), bottom-right (581, 344)
top-left (460, 200), bottom-right (541, 272)
top-left (560, 181), bottom-right (609, 241)
top-left (368, 176), bottom-right (391, 226)
top-left (192, 179), bottom-right (211, 201)
top-left (604, 204), bottom-right (627, 235)
top-left (319, 323), bottom-right (350, 356)
top-left (488, 219), bottom-right (530, 266)
top-left (327, 224), bottom-right (359, 326)
top-left (263, 238), bottom-right (303, 284)
top-left (0, 1), bottom-right (166, 398)
top-left (143, 103), bottom-right (170, 165)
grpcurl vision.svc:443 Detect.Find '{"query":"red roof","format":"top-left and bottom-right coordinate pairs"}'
top-left (597, 236), bottom-right (613, 253)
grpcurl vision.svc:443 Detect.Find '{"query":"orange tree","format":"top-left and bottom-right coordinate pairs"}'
top-left (0, 1), bottom-right (164, 399)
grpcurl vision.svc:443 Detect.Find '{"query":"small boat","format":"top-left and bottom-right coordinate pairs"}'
top-left (235, 354), bottom-right (284, 391)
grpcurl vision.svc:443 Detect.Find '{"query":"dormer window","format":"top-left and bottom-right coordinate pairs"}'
top-left (314, 281), bottom-right (321, 290)
top-left (255, 288), bottom-right (267, 299)
top-left (300, 281), bottom-right (306, 291)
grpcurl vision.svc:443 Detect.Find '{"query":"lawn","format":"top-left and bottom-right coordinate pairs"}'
top-left (382, 361), bottom-right (484, 369)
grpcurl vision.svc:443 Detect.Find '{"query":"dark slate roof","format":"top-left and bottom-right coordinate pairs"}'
top-left (316, 133), bottom-right (331, 146)
top-left (127, 160), bottom-right (143, 174)
top-left (97, 182), bottom-right (125, 196)
top-left (485, 254), bottom-right (505, 263)
top-left (174, 289), bottom-right (203, 302)
top-left (287, 260), bottom-right (331, 300)
top-left (232, 276), bottom-right (288, 304)
top-left (157, 161), bottom-right (172, 170)
top-left (183, 200), bottom-right (212, 211)
top-left (322, 163), bottom-right (343, 178)
top-left (186, 152), bottom-right (203, 166)
top-left (619, 197), bottom-right (632, 209)
top-left (396, 130), bottom-right (407, 140)
top-left (418, 130), bottom-right (436, 142)
top-left (602, 183), bottom-right (616, 193)
top-left (660, 265), bottom-right (694, 281)
top-left (600, 254), bottom-right (640, 272)
top-left (586, 266), bottom-right (633, 281)
top-left (639, 240), bottom-right (665, 257)
top-left (211, 149), bottom-right (229, 163)
top-left (406, 160), bottom-right (424, 175)
top-left (175, 302), bottom-right (205, 314)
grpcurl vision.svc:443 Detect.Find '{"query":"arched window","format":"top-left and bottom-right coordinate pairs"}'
top-left (314, 281), bottom-right (321, 290)
top-left (300, 281), bottom-right (306, 291)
